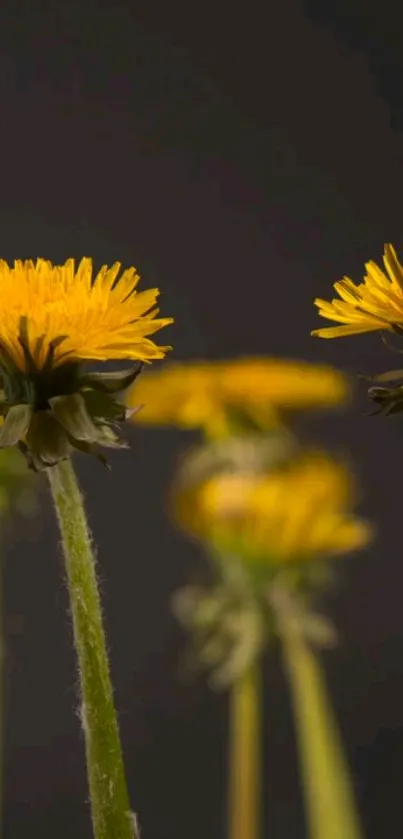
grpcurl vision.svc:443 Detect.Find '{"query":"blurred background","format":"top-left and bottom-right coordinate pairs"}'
top-left (1, 0), bottom-right (403, 836)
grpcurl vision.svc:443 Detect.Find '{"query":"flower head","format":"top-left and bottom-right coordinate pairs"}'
top-left (0, 257), bottom-right (172, 369)
top-left (171, 447), bottom-right (370, 685)
top-left (312, 243), bottom-right (403, 339)
top-left (128, 357), bottom-right (349, 435)
top-left (0, 257), bottom-right (173, 469)
top-left (174, 451), bottom-right (371, 567)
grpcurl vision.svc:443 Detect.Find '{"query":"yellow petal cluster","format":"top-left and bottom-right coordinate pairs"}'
top-left (174, 452), bottom-right (371, 566)
top-left (128, 358), bottom-right (349, 434)
top-left (0, 257), bottom-right (173, 370)
top-left (312, 243), bottom-right (403, 339)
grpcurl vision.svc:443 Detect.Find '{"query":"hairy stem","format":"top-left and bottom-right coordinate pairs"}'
top-left (228, 664), bottom-right (261, 839)
top-left (48, 458), bottom-right (136, 839)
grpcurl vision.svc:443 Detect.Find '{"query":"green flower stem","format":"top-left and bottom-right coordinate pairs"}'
top-left (280, 617), bottom-right (363, 839)
top-left (0, 553), bottom-right (3, 838)
top-left (228, 664), bottom-right (262, 839)
top-left (47, 458), bottom-right (136, 839)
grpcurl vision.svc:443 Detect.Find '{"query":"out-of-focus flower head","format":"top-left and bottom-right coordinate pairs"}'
top-left (127, 357), bottom-right (349, 436)
top-left (0, 257), bottom-right (173, 469)
top-left (171, 443), bottom-right (372, 686)
top-left (173, 450), bottom-right (371, 569)
top-left (312, 243), bottom-right (403, 340)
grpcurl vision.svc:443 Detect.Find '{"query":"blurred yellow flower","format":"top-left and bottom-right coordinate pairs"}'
top-left (174, 452), bottom-right (371, 566)
top-left (128, 358), bottom-right (349, 435)
top-left (312, 243), bottom-right (403, 339)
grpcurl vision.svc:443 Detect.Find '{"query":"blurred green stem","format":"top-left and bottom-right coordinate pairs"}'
top-left (48, 458), bottom-right (136, 839)
top-left (280, 614), bottom-right (363, 839)
top-left (228, 663), bottom-right (261, 839)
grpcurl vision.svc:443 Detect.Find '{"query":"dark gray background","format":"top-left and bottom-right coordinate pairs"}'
top-left (1, 1), bottom-right (403, 836)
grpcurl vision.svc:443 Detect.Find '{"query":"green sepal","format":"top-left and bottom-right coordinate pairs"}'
top-left (53, 389), bottom-right (128, 456)
top-left (2, 366), bottom-right (36, 406)
top-left (25, 411), bottom-right (72, 469)
top-left (79, 363), bottom-right (143, 394)
top-left (172, 554), bottom-right (270, 689)
top-left (367, 384), bottom-right (403, 415)
top-left (174, 582), bottom-right (266, 689)
top-left (0, 346), bottom-right (141, 467)
top-left (49, 393), bottom-right (105, 442)
top-left (0, 404), bottom-right (33, 447)
top-left (69, 438), bottom-right (111, 470)
top-left (51, 392), bottom-right (128, 450)
top-left (81, 390), bottom-right (127, 422)
top-left (269, 583), bottom-right (338, 649)
top-left (91, 423), bottom-right (128, 449)
top-left (364, 367), bottom-right (403, 415)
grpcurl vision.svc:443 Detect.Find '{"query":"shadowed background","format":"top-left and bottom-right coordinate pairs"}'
top-left (0, 0), bottom-right (402, 836)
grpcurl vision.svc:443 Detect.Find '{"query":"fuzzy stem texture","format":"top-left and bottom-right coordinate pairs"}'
top-left (281, 617), bottom-right (363, 839)
top-left (48, 458), bottom-right (136, 839)
top-left (228, 664), bottom-right (261, 839)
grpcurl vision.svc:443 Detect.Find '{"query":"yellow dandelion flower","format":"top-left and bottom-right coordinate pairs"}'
top-left (128, 358), bottom-right (349, 435)
top-left (0, 257), bottom-right (172, 369)
top-left (0, 257), bottom-right (173, 469)
top-left (312, 243), bottom-right (403, 338)
top-left (174, 452), bottom-right (371, 566)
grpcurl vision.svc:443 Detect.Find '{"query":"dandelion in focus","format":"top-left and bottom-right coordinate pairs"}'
top-left (0, 257), bottom-right (173, 470)
top-left (0, 257), bottom-right (171, 368)
top-left (311, 243), bottom-right (403, 417)
top-left (0, 255), bottom-right (173, 839)
top-left (312, 243), bottom-right (403, 339)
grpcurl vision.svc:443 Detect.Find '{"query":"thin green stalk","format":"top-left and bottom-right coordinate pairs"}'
top-left (280, 617), bottom-right (363, 839)
top-left (228, 664), bottom-right (262, 839)
top-left (48, 458), bottom-right (136, 839)
top-left (0, 553), bottom-right (3, 839)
